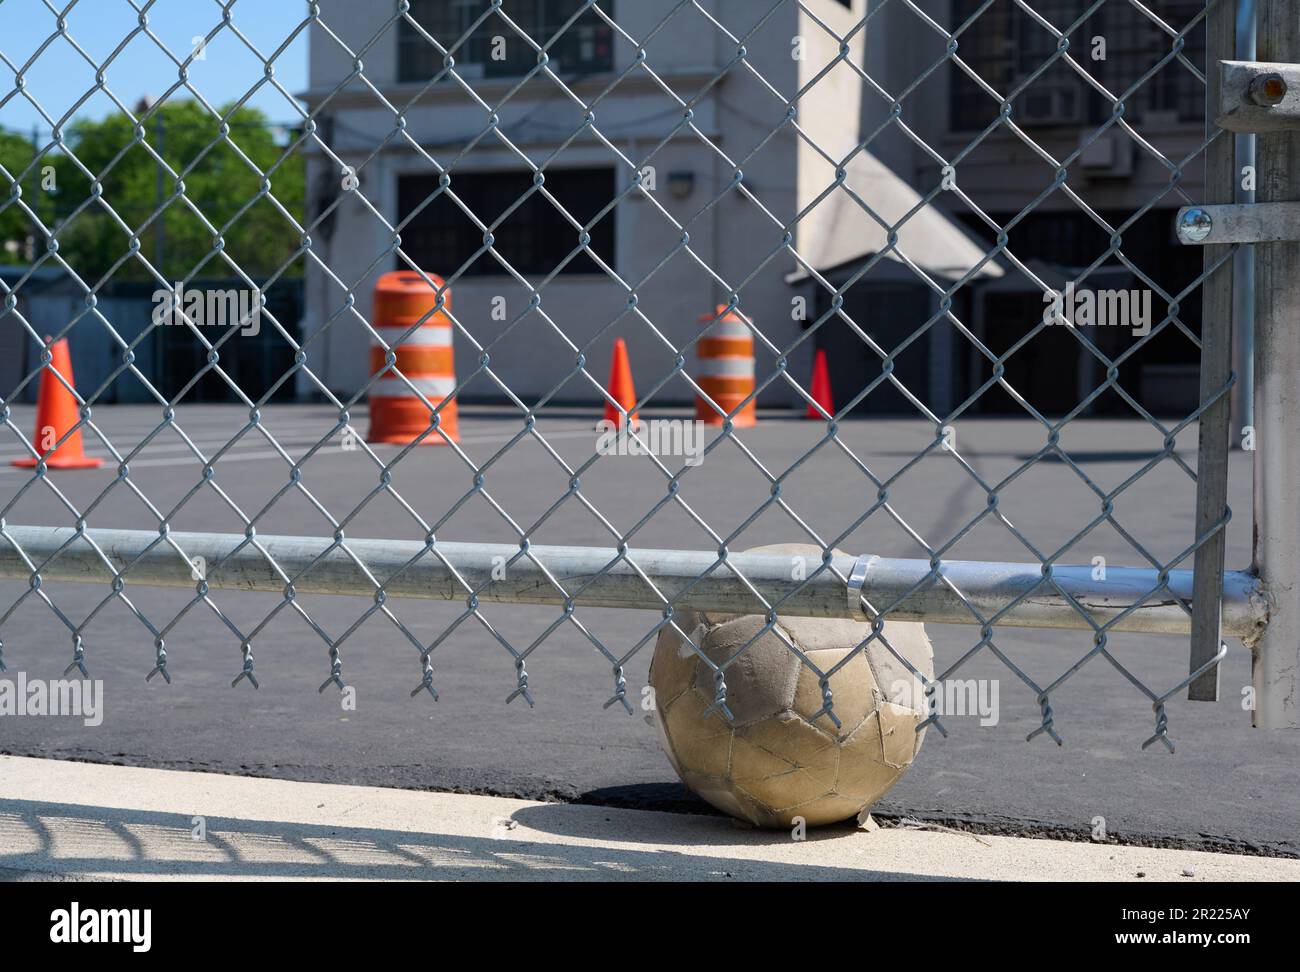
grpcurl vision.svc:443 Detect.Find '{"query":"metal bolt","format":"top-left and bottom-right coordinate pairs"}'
top-left (1249, 72), bottom-right (1288, 107)
top-left (1176, 207), bottom-right (1213, 244)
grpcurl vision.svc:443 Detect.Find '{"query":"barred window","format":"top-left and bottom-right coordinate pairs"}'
top-left (949, 0), bottom-right (1205, 131)
top-left (398, 167), bottom-right (616, 277)
top-left (399, 0), bottom-right (614, 82)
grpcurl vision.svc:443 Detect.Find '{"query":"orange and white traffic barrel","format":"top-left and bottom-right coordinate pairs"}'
top-left (366, 270), bottom-right (459, 445)
top-left (695, 304), bottom-right (756, 427)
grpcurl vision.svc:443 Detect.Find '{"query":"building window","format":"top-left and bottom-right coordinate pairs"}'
top-left (398, 167), bottom-right (616, 277)
top-left (399, 0), bottom-right (614, 83)
top-left (949, 0), bottom-right (1204, 131)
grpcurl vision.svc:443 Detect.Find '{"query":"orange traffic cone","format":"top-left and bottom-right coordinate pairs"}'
top-left (806, 347), bottom-right (834, 418)
top-left (12, 337), bottom-right (103, 469)
top-left (604, 338), bottom-right (637, 429)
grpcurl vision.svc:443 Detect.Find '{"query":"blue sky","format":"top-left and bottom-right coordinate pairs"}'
top-left (0, 0), bottom-right (310, 136)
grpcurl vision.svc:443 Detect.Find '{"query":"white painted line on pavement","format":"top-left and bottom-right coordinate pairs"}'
top-left (0, 427), bottom-right (606, 476)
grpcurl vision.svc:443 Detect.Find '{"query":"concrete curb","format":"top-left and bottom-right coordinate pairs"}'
top-left (1, 755), bottom-right (1295, 881)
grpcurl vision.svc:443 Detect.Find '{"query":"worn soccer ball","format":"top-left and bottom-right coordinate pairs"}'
top-left (649, 544), bottom-right (934, 828)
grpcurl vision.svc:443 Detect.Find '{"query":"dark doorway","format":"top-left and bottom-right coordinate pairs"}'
top-left (813, 283), bottom-right (934, 415)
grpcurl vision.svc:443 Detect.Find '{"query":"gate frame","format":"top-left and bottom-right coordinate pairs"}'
top-left (1248, 0), bottom-right (1300, 729)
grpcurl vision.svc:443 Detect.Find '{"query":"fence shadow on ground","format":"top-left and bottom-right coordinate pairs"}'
top-left (0, 798), bottom-right (973, 881)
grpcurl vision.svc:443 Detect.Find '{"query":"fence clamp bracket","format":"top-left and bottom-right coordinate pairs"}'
top-left (846, 554), bottom-right (879, 622)
top-left (1217, 59), bottom-right (1300, 133)
top-left (1181, 59), bottom-right (1300, 246)
top-left (1176, 202), bottom-right (1300, 246)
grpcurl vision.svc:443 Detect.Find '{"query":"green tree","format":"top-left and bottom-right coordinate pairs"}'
top-left (0, 129), bottom-right (41, 266)
top-left (47, 101), bottom-right (305, 283)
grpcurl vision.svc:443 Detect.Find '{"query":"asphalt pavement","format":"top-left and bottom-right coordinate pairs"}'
top-left (0, 404), bottom-right (1294, 856)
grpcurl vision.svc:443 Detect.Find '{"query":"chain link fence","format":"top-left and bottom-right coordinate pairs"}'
top-left (0, 0), bottom-right (1283, 752)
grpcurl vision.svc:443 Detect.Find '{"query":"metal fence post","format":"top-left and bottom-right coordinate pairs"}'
top-left (1252, 0), bottom-right (1300, 729)
top-left (1230, 0), bottom-right (1256, 447)
top-left (1187, 0), bottom-right (1237, 702)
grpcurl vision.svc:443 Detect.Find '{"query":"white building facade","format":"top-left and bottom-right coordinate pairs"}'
top-left (300, 0), bottom-right (908, 408)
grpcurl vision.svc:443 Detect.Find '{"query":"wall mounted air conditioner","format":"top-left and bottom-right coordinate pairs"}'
top-left (1016, 82), bottom-right (1085, 126)
top-left (1078, 129), bottom-right (1135, 178)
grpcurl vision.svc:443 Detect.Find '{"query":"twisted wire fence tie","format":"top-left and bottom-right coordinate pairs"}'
top-left (506, 657), bottom-right (534, 707)
top-left (701, 669), bottom-right (733, 721)
top-left (809, 677), bottom-right (841, 729)
top-left (1140, 641), bottom-right (1227, 752)
top-left (917, 680), bottom-right (949, 738)
top-left (410, 655), bottom-right (439, 700)
top-left (1027, 694), bottom-right (1064, 746)
top-left (1142, 702), bottom-right (1176, 753)
top-left (603, 665), bottom-right (633, 714)
top-left (146, 638), bottom-right (171, 684)
top-left (63, 635), bottom-right (89, 678)
top-left (231, 647), bottom-right (259, 690)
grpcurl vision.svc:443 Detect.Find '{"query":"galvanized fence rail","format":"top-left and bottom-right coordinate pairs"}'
top-left (0, 0), bottom-right (1293, 747)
